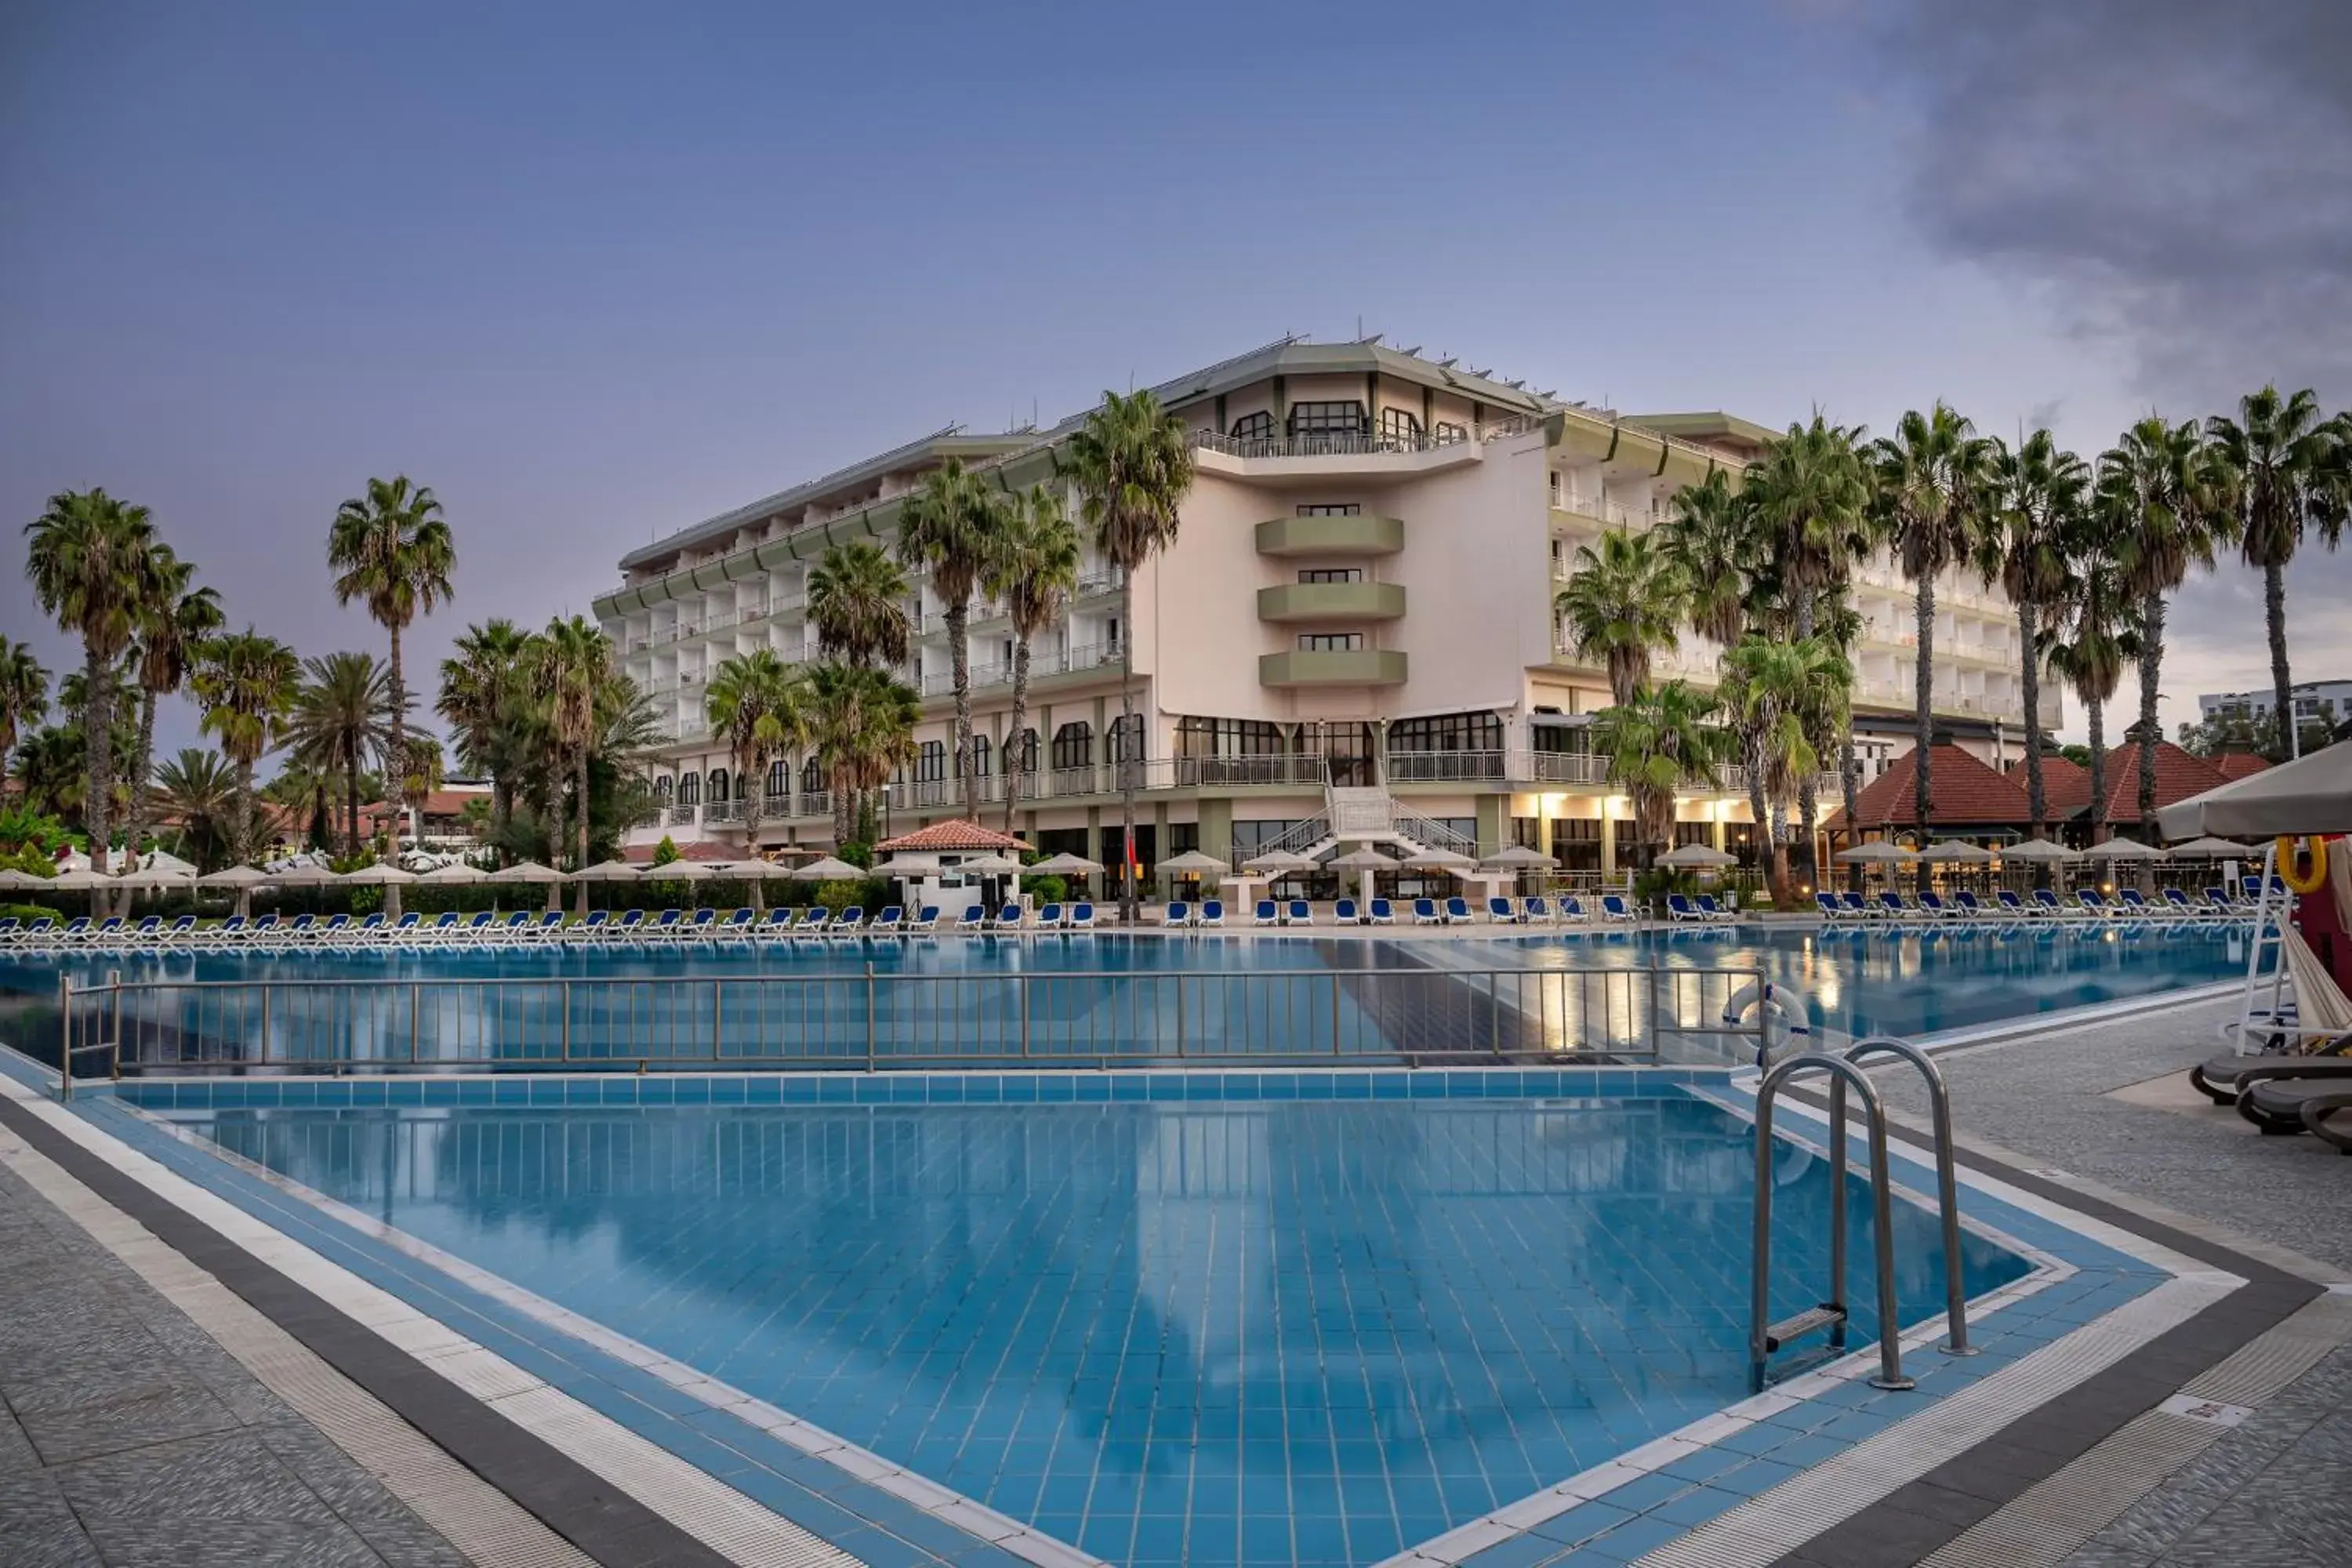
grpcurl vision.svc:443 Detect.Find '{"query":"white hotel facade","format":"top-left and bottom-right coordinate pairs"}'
top-left (598, 338), bottom-right (2055, 874)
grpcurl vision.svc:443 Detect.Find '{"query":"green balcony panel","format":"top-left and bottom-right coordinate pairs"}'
top-left (1253, 514), bottom-right (1405, 557)
top-left (1255, 580), bottom-right (1407, 623)
top-left (1258, 649), bottom-right (1409, 688)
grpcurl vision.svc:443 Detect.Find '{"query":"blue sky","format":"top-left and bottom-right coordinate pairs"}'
top-left (4, 0), bottom-right (2342, 755)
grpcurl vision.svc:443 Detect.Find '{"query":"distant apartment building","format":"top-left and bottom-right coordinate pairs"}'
top-left (2198, 680), bottom-right (2352, 731)
top-left (596, 337), bottom-right (2057, 873)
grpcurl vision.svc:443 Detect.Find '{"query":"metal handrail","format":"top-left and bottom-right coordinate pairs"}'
top-left (1750, 1052), bottom-right (1914, 1394)
top-left (1838, 1036), bottom-right (1971, 1356)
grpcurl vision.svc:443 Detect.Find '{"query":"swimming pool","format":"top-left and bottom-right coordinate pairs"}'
top-left (158, 1086), bottom-right (2031, 1568)
top-left (5, 924), bottom-right (2249, 1074)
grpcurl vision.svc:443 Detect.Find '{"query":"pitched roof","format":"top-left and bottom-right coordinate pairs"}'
top-left (877, 819), bottom-right (1034, 853)
top-left (2049, 742), bottom-right (2234, 825)
top-left (2214, 752), bottom-right (2273, 782)
top-left (1828, 744), bottom-right (2033, 828)
top-left (360, 788), bottom-right (493, 822)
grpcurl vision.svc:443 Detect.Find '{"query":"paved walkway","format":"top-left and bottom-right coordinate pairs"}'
top-left (1866, 996), bottom-right (2351, 1568)
top-left (0, 1156), bottom-right (467, 1567)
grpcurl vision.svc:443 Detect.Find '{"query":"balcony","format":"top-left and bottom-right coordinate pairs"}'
top-left (1254, 514), bottom-right (1405, 558)
top-left (1256, 580), bottom-right (1406, 623)
top-left (1258, 648), bottom-right (1408, 688)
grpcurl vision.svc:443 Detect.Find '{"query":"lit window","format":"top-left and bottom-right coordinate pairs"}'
top-left (1297, 633), bottom-right (1364, 652)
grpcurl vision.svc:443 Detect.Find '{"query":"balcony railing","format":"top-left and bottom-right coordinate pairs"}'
top-left (1171, 755), bottom-right (1333, 788)
top-left (1386, 750), bottom-right (1507, 782)
top-left (1191, 427), bottom-right (1473, 460)
top-left (1526, 752), bottom-right (1610, 786)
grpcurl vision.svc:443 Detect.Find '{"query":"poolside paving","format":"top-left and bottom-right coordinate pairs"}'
top-left (0, 1156), bottom-right (468, 1568)
top-left (1859, 995), bottom-right (2351, 1568)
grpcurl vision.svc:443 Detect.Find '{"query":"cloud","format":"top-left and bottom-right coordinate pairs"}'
top-left (1875, 0), bottom-right (2352, 406)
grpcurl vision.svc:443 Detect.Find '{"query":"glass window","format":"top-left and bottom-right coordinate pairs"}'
top-left (654, 775), bottom-right (673, 801)
top-left (1013, 728), bottom-right (1039, 771)
top-left (1051, 721), bottom-right (1093, 771)
top-left (766, 759), bottom-right (789, 797)
top-left (1378, 407), bottom-right (1421, 448)
top-left (800, 756), bottom-right (823, 794)
top-left (1388, 711), bottom-right (1504, 753)
top-left (915, 740), bottom-right (946, 782)
top-left (707, 768), bottom-right (729, 803)
top-left (1297, 633), bottom-right (1363, 652)
top-left (1287, 401), bottom-right (1367, 442)
top-left (1296, 503), bottom-right (1361, 517)
top-left (969, 733), bottom-right (992, 777)
top-left (1434, 420), bottom-right (1468, 445)
top-left (1177, 717), bottom-right (1289, 757)
top-left (1229, 411), bottom-right (1273, 442)
top-left (1297, 568), bottom-right (1364, 584)
top-left (1108, 713), bottom-right (1145, 764)
top-left (678, 773), bottom-right (701, 806)
top-left (1232, 820), bottom-right (1308, 857)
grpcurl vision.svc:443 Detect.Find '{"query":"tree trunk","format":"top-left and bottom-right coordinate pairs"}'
top-left (1767, 799), bottom-right (1789, 897)
top-left (948, 604), bottom-right (976, 820)
top-left (2018, 597), bottom-right (2045, 835)
top-left (1913, 577), bottom-right (1936, 832)
top-left (1001, 637), bottom-right (1033, 833)
top-left (1839, 735), bottom-right (1862, 895)
top-left (2086, 695), bottom-right (2108, 844)
top-left (2137, 592), bottom-right (2165, 829)
top-left (833, 768), bottom-right (853, 847)
top-left (118, 684), bottom-right (159, 909)
top-left (492, 776), bottom-right (514, 866)
top-left (741, 749), bottom-right (764, 914)
top-left (1796, 779), bottom-right (1818, 893)
top-left (2263, 561), bottom-right (2293, 757)
top-left (235, 757), bottom-right (257, 866)
top-left (1744, 730), bottom-right (1773, 901)
top-left (1117, 577), bottom-right (1138, 921)
top-left (82, 646), bottom-right (113, 909)
top-left (345, 737), bottom-right (362, 857)
top-left (386, 625), bottom-right (408, 843)
top-left (574, 747), bottom-right (591, 917)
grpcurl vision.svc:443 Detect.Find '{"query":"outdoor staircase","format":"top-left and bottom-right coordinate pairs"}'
top-left (1254, 786), bottom-right (1478, 862)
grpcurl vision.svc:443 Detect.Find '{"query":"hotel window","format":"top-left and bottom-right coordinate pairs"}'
top-left (1178, 717), bottom-right (1288, 757)
top-left (1287, 401), bottom-right (1367, 441)
top-left (1434, 420), bottom-right (1468, 445)
top-left (1298, 568), bottom-right (1363, 584)
top-left (1296, 503), bottom-right (1360, 517)
top-left (800, 756), bottom-right (823, 795)
top-left (1389, 711), bottom-right (1504, 753)
top-left (1051, 721), bottom-right (1093, 771)
top-left (1108, 713), bottom-right (1145, 763)
top-left (915, 741), bottom-right (946, 783)
top-left (1297, 633), bottom-right (1363, 652)
top-left (1229, 411), bottom-right (1274, 442)
top-left (678, 773), bottom-right (702, 806)
top-left (1013, 728), bottom-right (1040, 772)
top-left (1378, 408), bottom-right (1422, 448)
top-left (766, 759), bottom-right (790, 798)
top-left (653, 775), bottom-right (673, 802)
top-left (707, 768), bottom-right (730, 804)
top-left (969, 733), bottom-right (991, 777)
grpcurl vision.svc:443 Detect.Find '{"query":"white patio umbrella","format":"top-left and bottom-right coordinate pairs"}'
top-left (1400, 848), bottom-right (1473, 870)
top-left (488, 858), bottom-right (569, 911)
top-left (340, 861), bottom-right (417, 920)
top-left (2164, 836), bottom-right (2256, 858)
top-left (416, 862), bottom-right (488, 884)
top-left (872, 853), bottom-right (942, 877)
top-left (2156, 739), bottom-right (2352, 840)
top-left (1028, 851), bottom-right (1103, 876)
top-left (572, 858), bottom-right (647, 880)
top-left (196, 862), bottom-right (272, 916)
top-left (1998, 837), bottom-right (2082, 862)
top-left (789, 855), bottom-right (865, 880)
top-left (1243, 851), bottom-right (1316, 884)
top-left (1482, 844), bottom-right (1559, 867)
top-left (1330, 844), bottom-right (1397, 904)
top-left (117, 865), bottom-right (196, 891)
top-left (1655, 843), bottom-right (1737, 869)
top-left (48, 868), bottom-right (106, 891)
top-left (1157, 850), bottom-right (1230, 874)
top-left (1918, 839), bottom-right (1996, 862)
top-left (2085, 838), bottom-right (2167, 859)
top-left (268, 862), bottom-right (339, 887)
top-left (958, 853), bottom-right (1024, 875)
top-left (1834, 841), bottom-right (1918, 864)
top-left (641, 858), bottom-right (713, 879)
top-left (0, 868), bottom-right (53, 891)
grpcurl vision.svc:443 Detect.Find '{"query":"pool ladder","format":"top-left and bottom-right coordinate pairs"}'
top-left (1748, 1037), bottom-right (1974, 1394)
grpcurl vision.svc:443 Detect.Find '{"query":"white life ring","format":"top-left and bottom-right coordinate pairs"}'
top-left (1722, 979), bottom-right (1816, 1066)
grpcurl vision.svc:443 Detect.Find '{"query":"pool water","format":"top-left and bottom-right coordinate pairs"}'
top-left (166, 1091), bottom-right (2030, 1567)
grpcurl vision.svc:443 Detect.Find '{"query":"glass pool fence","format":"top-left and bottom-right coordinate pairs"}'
top-left (49, 964), bottom-right (1768, 1090)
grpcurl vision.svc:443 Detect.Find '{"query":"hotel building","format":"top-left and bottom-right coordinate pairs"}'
top-left (597, 337), bottom-right (2056, 874)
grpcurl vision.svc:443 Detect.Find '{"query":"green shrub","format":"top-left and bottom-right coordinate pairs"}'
top-left (650, 835), bottom-right (681, 866)
top-left (1022, 873), bottom-right (1068, 907)
top-left (1, 902), bottom-right (64, 925)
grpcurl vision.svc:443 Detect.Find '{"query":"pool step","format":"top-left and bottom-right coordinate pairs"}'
top-left (1762, 1302), bottom-right (1848, 1353)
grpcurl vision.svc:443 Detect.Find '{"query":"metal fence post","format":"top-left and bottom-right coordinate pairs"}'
top-left (1019, 975), bottom-right (1031, 1058)
top-left (561, 979), bottom-right (572, 1064)
top-left (711, 980), bottom-right (724, 1065)
top-left (410, 983), bottom-right (422, 1065)
top-left (56, 974), bottom-right (72, 1102)
top-left (259, 984), bottom-right (271, 1069)
top-left (864, 963), bottom-right (877, 1068)
top-left (1330, 971), bottom-right (1342, 1058)
top-left (108, 969), bottom-right (124, 1081)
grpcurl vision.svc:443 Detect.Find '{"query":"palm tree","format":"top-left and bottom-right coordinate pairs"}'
top-left (437, 619), bottom-right (532, 856)
top-left (1554, 528), bottom-right (1686, 706)
top-left (328, 476), bottom-right (456, 833)
top-left (151, 749), bottom-right (241, 871)
top-left (24, 488), bottom-right (156, 889)
top-left (1976, 430), bottom-right (2087, 839)
top-left (116, 548), bottom-right (223, 880)
top-left (2102, 416), bottom-right (2231, 826)
top-left (896, 458), bottom-right (1009, 818)
top-left (1870, 404), bottom-right (1994, 832)
top-left (808, 541), bottom-right (913, 670)
top-left (2205, 387), bottom-right (2347, 756)
top-left (804, 661), bottom-right (920, 845)
top-left (2045, 546), bottom-right (2139, 843)
top-left (1589, 681), bottom-right (1728, 874)
top-left (283, 652), bottom-right (398, 855)
top-left (192, 630), bottom-right (299, 863)
top-left (705, 649), bottom-right (808, 885)
top-left (983, 485), bottom-right (1082, 831)
top-left (1657, 469), bottom-right (1754, 648)
top-left (1067, 389), bottom-right (1196, 920)
top-left (263, 760), bottom-right (339, 851)
top-left (528, 616), bottom-right (612, 899)
top-left (0, 637), bottom-right (50, 770)
top-left (1720, 637), bottom-right (1846, 898)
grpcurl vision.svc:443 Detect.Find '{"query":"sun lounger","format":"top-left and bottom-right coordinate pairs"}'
top-left (1667, 894), bottom-right (1704, 924)
top-left (606, 909), bottom-right (645, 941)
top-left (2114, 887), bottom-right (2160, 920)
top-left (1916, 892), bottom-right (1958, 920)
top-left (1334, 897), bottom-right (1362, 925)
top-left (986, 904), bottom-right (1022, 932)
top-left (1815, 891), bottom-right (1846, 920)
top-left (1068, 902), bottom-right (1095, 931)
top-left (1367, 897), bottom-right (1396, 926)
top-left (1521, 895), bottom-right (1554, 924)
top-left (573, 910), bottom-right (612, 941)
top-left (1694, 895), bottom-right (1733, 923)
top-left (1599, 895), bottom-right (1635, 924)
top-left (1029, 903), bottom-right (1060, 931)
top-left (872, 906), bottom-right (905, 935)
top-left (794, 906), bottom-right (832, 934)
top-left (2232, 1058), bottom-right (2352, 1139)
top-left (641, 909), bottom-right (684, 941)
top-left (1491, 896), bottom-right (1526, 924)
top-left (2074, 890), bottom-right (2111, 919)
top-left (1285, 899), bottom-right (1313, 927)
top-left (909, 906), bottom-right (941, 935)
top-left (1161, 902), bottom-right (1191, 930)
top-left (1412, 898), bottom-right (1443, 926)
top-left (1253, 900), bottom-right (1279, 927)
top-left (950, 906), bottom-right (982, 933)
top-left (1443, 896), bottom-right (1473, 925)
top-left (1198, 899), bottom-right (1225, 928)
top-left (833, 907), bottom-right (867, 934)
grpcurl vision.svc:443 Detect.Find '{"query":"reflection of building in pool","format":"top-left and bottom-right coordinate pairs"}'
top-left (597, 336), bottom-right (2053, 878)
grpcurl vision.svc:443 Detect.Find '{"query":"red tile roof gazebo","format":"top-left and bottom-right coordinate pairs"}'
top-left (876, 819), bottom-right (1034, 854)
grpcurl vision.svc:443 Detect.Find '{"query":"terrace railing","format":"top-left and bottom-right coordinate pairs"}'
top-left (53, 964), bottom-right (1765, 1085)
